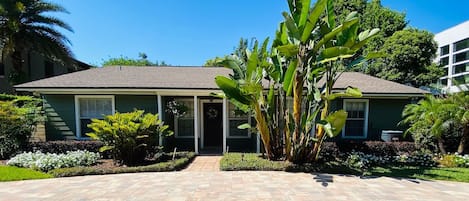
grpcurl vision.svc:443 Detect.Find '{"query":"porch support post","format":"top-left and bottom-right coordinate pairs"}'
top-left (157, 94), bottom-right (163, 146)
top-left (223, 98), bottom-right (228, 153)
top-left (194, 96), bottom-right (199, 154)
top-left (256, 132), bottom-right (260, 153)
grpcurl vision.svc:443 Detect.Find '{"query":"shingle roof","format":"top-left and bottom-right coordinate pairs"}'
top-left (325, 72), bottom-right (428, 94)
top-left (15, 66), bottom-right (428, 95)
top-left (15, 66), bottom-right (232, 90)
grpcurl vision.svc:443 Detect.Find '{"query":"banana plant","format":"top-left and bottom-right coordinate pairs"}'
top-left (274, 0), bottom-right (379, 163)
top-left (214, 39), bottom-right (284, 160)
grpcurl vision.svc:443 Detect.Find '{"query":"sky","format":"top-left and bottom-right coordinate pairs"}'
top-left (51, 0), bottom-right (469, 66)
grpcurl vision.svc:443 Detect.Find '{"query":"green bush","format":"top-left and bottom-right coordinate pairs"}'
top-left (220, 153), bottom-right (289, 171)
top-left (438, 154), bottom-right (469, 168)
top-left (7, 150), bottom-right (100, 172)
top-left (86, 110), bottom-right (173, 165)
top-left (0, 95), bottom-right (43, 159)
top-left (49, 152), bottom-right (195, 177)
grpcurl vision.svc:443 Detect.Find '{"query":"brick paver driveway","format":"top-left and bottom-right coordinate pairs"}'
top-left (1, 171), bottom-right (468, 201)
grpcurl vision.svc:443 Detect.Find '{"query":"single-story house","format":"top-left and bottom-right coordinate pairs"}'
top-left (15, 66), bottom-right (428, 154)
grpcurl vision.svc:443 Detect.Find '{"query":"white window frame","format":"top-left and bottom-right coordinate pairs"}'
top-left (227, 103), bottom-right (251, 139)
top-left (174, 98), bottom-right (195, 138)
top-left (342, 99), bottom-right (369, 139)
top-left (74, 95), bottom-right (115, 139)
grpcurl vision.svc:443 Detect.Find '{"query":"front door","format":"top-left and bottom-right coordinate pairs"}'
top-left (203, 103), bottom-right (223, 147)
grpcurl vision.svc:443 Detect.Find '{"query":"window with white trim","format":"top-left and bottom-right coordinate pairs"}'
top-left (342, 99), bottom-right (368, 139)
top-left (76, 96), bottom-right (114, 138)
top-left (174, 99), bottom-right (194, 138)
top-left (228, 103), bottom-right (250, 138)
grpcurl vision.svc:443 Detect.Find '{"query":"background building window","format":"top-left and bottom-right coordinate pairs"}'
top-left (440, 57), bottom-right (449, 66)
top-left (76, 96), bottom-right (114, 138)
top-left (454, 38), bottom-right (469, 52)
top-left (440, 45), bottom-right (449, 56)
top-left (343, 100), bottom-right (368, 138)
top-left (228, 103), bottom-right (250, 138)
top-left (174, 99), bottom-right (194, 138)
top-left (454, 51), bottom-right (469, 63)
top-left (453, 62), bottom-right (469, 74)
top-left (44, 60), bottom-right (54, 78)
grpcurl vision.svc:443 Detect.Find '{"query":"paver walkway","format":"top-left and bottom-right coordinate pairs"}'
top-left (1, 171), bottom-right (468, 201)
top-left (183, 156), bottom-right (221, 171)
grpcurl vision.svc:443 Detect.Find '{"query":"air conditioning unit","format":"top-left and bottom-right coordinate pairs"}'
top-left (381, 130), bottom-right (403, 142)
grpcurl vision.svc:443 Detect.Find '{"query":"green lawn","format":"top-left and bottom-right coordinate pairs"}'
top-left (221, 153), bottom-right (469, 183)
top-left (370, 166), bottom-right (469, 183)
top-left (0, 165), bottom-right (53, 182)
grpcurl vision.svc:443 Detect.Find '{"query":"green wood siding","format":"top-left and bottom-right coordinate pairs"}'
top-left (334, 98), bottom-right (411, 141)
top-left (44, 95), bottom-right (159, 140)
top-left (43, 95), bottom-right (76, 140)
top-left (367, 99), bottom-right (410, 140)
top-left (115, 95), bottom-right (157, 113)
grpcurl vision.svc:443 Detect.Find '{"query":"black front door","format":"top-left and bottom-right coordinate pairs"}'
top-left (203, 103), bottom-right (223, 147)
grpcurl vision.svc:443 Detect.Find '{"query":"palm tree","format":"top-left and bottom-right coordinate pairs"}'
top-left (0, 0), bottom-right (74, 84)
top-left (402, 95), bottom-right (458, 154)
top-left (448, 92), bottom-right (469, 154)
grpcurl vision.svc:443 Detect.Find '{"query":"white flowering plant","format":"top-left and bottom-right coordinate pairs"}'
top-left (7, 150), bottom-right (100, 172)
top-left (344, 150), bottom-right (437, 170)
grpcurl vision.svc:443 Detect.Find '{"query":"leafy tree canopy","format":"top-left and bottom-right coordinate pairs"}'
top-left (101, 53), bottom-right (169, 67)
top-left (334, 0), bottom-right (443, 88)
top-left (367, 29), bottom-right (443, 86)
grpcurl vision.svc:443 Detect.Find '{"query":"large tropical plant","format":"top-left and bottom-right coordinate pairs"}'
top-left (402, 95), bottom-right (460, 154)
top-left (272, 0), bottom-right (378, 163)
top-left (216, 0), bottom-right (379, 163)
top-left (215, 39), bottom-right (284, 160)
top-left (0, 0), bottom-right (74, 84)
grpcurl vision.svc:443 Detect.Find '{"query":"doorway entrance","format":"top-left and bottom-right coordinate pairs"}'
top-left (202, 102), bottom-right (223, 151)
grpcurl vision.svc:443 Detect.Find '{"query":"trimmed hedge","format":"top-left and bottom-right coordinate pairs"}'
top-left (221, 153), bottom-right (289, 171)
top-left (26, 141), bottom-right (104, 154)
top-left (320, 141), bottom-right (417, 159)
top-left (48, 152), bottom-right (195, 177)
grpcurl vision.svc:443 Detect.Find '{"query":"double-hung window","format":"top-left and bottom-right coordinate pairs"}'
top-left (174, 99), bottom-right (194, 138)
top-left (75, 96), bottom-right (114, 138)
top-left (228, 103), bottom-right (250, 138)
top-left (342, 99), bottom-right (369, 139)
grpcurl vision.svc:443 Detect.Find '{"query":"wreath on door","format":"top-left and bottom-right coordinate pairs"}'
top-left (207, 107), bottom-right (218, 119)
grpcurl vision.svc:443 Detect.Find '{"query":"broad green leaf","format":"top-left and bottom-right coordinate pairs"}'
top-left (318, 46), bottom-right (354, 63)
top-left (246, 41), bottom-right (259, 80)
top-left (313, 17), bottom-right (359, 53)
top-left (99, 145), bottom-right (114, 152)
top-left (218, 58), bottom-right (244, 79)
top-left (237, 123), bottom-right (251, 130)
top-left (326, 0), bottom-right (335, 28)
top-left (283, 60), bottom-right (298, 96)
top-left (327, 87), bottom-right (362, 100)
top-left (277, 44), bottom-right (299, 57)
top-left (282, 12), bottom-right (300, 40)
top-left (325, 110), bottom-right (348, 136)
top-left (214, 76), bottom-right (251, 105)
top-left (301, 0), bottom-right (327, 42)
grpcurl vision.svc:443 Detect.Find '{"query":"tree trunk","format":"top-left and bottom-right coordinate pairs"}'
top-left (457, 126), bottom-right (469, 154)
top-left (437, 138), bottom-right (447, 154)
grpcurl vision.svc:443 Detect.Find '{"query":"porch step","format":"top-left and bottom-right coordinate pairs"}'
top-left (183, 156), bottom-right (221, 172)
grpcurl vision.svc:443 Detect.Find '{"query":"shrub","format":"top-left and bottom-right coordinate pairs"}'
top-left (7, 150), bottom-right (100, 172)
top-left (221, 153), bottom-right (289, 171)
top-left (0, 96), bottom-right (44, 159)
top-left (87, 110), bottom-right (173, 165)
top-left (334, 141), bottom-right (417, 156)
top-left (49, 152), bottom-right (195, 177)
top-left (438, 154), bottom-right (469, 168)
top-left (26, 141), bottom-right (105, 156)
